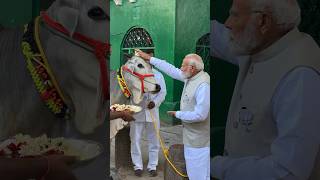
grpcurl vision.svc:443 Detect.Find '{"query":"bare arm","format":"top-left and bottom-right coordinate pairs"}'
top-left (135, 49), bottom-right (185, 81)
top-left (110, 110), bottom-right (135, 121)
top-left (0, 155), bottom-right (76, 180)
top-left (0, 157), bottom-right (47, 179)
top-left (211, 20), bottom-right (242, 65)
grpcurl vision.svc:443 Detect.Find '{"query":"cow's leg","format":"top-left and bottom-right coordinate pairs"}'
top-left (115, 126), bottom-right (132, 169)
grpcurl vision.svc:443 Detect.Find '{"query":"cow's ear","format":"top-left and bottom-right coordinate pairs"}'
top-left (126, 62), bottom-right (135, 71)
top-left (54, 0), bottom-right (80, 37)
top-left (125, 56), bottom-right (136, 71)
top-left (123, 53), bottom-right (133, 61)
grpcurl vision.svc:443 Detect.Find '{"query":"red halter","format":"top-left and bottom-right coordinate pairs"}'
top-left (40, 11), bottom-right (110, 100)
top-left (122, 66), bottom-right (154, 93)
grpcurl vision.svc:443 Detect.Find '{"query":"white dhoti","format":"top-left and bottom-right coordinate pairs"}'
top-left (184, 145), bottom-right (210, 180)
top-left (130, 121), bottom-right (160, 170)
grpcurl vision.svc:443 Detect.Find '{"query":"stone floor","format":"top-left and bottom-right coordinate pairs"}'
top-left (110, 123), bottom-right (183, 180)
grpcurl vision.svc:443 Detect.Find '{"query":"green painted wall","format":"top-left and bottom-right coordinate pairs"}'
top-left (0, 0), bottom-right (51, 28)
top-left (211, 0), bottom-right (239, 157)
top-left (110, 0), bottom-right (210, 124)
top-left (0, 1), bottom-right (33, 27)
top-left (110, 0), bottom-right (175, 69)
top-left (174, 0), bottom-right (210, 116)
top-left (298, 0), bottom-right (320, 46)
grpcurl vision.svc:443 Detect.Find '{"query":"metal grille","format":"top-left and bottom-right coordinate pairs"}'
top-left (123, 28), bottom-right (153, 48)
top-left (196, 33), bottom-right (211, 73)
top-left (121, 27), bottom-right (155, 62)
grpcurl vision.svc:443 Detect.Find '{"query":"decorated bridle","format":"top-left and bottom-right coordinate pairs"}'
top-left (41, 11), bottom-right (110, 100)
top-left (21, 11), bottom-right (110, 119)
top-left (121, 65), bottom-right (155, 94)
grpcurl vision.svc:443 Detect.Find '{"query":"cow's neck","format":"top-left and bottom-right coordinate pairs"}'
top-left (110, 70), bottom-right (130, 105)
top-left (122, 70), bottom-right (135, 95)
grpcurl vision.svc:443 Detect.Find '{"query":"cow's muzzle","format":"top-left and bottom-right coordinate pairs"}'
top-left (151, 84), bottom-right (161, 94)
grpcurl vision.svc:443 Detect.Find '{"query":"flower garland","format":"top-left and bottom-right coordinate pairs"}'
top-left (21, 16), bottom-right (70, 119)
top-left (117, 67), bottom-right (132, 98)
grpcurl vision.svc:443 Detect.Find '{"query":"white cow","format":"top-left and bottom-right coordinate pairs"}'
top-left (0, 0), bottom-right (110, 179)
top-left (110, 55), bottom-right (161, 138)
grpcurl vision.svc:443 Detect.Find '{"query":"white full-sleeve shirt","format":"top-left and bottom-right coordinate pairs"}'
top-left (150, 57), bottom-right (210, 123)
top-left (211, 20), bottom-right (320, 180)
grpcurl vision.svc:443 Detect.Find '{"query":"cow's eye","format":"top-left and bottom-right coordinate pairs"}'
top-left (137, 64), bottom-right (144, 68)
top-left (88, 6), bottom-right (109, 20)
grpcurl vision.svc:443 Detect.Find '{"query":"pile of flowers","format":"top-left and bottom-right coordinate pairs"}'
top-left (0, 134), bottom-right (80, 158)
top-left (110, 104), bottom-right (142, 112)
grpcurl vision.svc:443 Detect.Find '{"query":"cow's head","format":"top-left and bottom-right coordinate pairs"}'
top-left (44, 0), bottom-right (109, 134)
top-left (47, 0), bottom-right (109, 42)
top-left (122, 56), bottom-right (161, 104)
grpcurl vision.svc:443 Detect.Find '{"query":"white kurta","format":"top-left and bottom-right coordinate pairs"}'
top-left (210, 20), bottom-right (320, 180)
top-left (150, 57), bottom-right (210, 180)
top-left (130, 68), bottom-right (166, 171)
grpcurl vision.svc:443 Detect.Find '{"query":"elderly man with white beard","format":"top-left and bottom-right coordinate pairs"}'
top-left (210, 0), bottom-right (320, 180)
top-left (135, 50), bottom-right (210, 180)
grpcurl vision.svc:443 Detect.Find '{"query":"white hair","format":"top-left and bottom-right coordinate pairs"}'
top-left (250, 0), bottom-right (301, 30)
top-left (185, 54), bottom-right (204, 71)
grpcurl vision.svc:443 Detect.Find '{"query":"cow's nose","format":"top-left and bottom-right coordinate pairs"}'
top-left (155, 84), bottom-right (161, 92)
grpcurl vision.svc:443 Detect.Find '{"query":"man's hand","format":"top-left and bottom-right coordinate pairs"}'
top-left (110, 111), bottom-right (135, 121)
top-left (47, 155), bottom-right (76, 166)
top-left (121, 110), bottom-right (135, 122)
top-left (147, 101), bottom-right (155, 109)
top-left (45, 155), bottom-right (77, 180)
top-left (167, 111), bottom-right (176, 117)
top-left (135, 49), bottom-right (152, 61)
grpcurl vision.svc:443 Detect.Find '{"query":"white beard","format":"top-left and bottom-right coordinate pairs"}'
top-left (228, 21), bottom-right (260, 55)
top-left (181, 71), bottom-right (192, 79)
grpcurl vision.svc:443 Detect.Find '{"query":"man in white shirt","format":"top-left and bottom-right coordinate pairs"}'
top-left (210, 0), bottom-right (320, 179)
top-left (136, 50), bottom-right (211, 180)
top-left (130, 50), bottom-right (167, 177)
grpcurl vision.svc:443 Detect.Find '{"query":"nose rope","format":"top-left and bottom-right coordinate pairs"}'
top-left (124, 70), bottom-right (157, 91)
